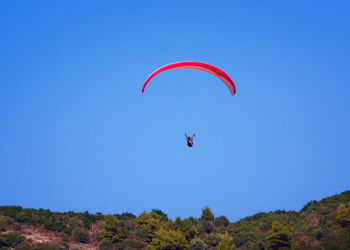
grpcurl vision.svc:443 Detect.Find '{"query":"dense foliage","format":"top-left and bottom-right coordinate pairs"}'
top-left (71, 227), bottom-right (89, 243)
top-left (0, 190), bottom-right (349, 249)
top-left (0, 233), bottom-right (25, 248)
top-left (97, 214), bottom-right (128, 243)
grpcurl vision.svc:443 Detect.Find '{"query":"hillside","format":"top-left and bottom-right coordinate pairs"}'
top-left (1, 190), bottom-right (350, 249)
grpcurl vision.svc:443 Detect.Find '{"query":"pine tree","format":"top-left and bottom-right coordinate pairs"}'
top-left (217, 232), bottom-right (235, 250)
top-left (137, 211), bottom-right (163, 242)
top-left (147, 227), bottom-right (189, 250)
top-left (201, 206), bottom-right (214, 221)
top-left (171, 217), bottom-right (198, 241)
top-left (337, 203), bottom-right (350, 227)
top-left (97, 214), bottom-right (127, 243)
top-left (266, 222), bottom-right (291, 250)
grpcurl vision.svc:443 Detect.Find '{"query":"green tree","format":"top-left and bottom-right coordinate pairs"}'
top-left (152, 209), bottom-right (168, 222)
top-left (72, 227), bottom-right (89, 243)
top-left (0, 215), bottom-right (13, 232)
top-left (171, 217), bottom-right (198, 241)
top-left (0, 216), bottom-right (13, 225)
top-left (0, 233), bottom-right (26, 248)
top-left (198, 220), bottom-right (215, 234)
top-left (97, 214), bottom-right (127, 243)
top-left (16, 211), bottom-right (32, 223)
top-left (201, 206), bottom-right (214, 221)
top-left (217, 232), bottom-right (235, 250)
top-left (137, 211), bottom-right (163, 242)
top-left (69, 217), bottom-right (84, 229)
top-left (337, 203), bottom-right (350, 227)
top-left (190, 237), bottom-right (208, 250)
top-left (78, 211), bottom-right (97, 229)
top-left (266, 222), bottom-right (291, 250)
top-left (44, 222), bottom-right (67, 233)
top-left (215, 216), bottom-right (230, 227)
top-left (62, 235), bottom-right (69, 242)
top-left (117, 212), bottom-right (136, 220)
top-left (147, 227), bottom-right (189, 250)
top-left (205, 234), bottom-right (221, 247)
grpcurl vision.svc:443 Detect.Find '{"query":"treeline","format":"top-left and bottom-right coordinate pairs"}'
top-left (0, 190), bottom-right (350, 249)
top-left (0, 207), bottom-right (102, 249)
top-left (0, 206), bottom-right (102, 230)
top-left (225, 190), bottom-right (350, 249)
top-left (97, 207), bottom-right (237, 249)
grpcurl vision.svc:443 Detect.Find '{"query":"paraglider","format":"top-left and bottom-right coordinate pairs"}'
top-left (142, 61), bottom-right (236, 148)
top-left (142, 61), bottom-right (236, 96)
top-left (185, 133), bottom-right (195, 147)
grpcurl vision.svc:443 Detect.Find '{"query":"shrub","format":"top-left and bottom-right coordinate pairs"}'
top-left (99, 239), bottom-right (112, 250)
top-left (115, 240), bottom-right (144, 249)
top-left (333, 229), bottom-right (350, 248)
top-left (80, 212), bottom-right (97, 229)
top-left (0, 206), bottom-right (23, 219)
top-left (72, 227), bottom-right (89, 243)
top-left (316, 205), bottom-right (330, 215)
top-left (319, 217), bottom-right (327, 226)
top-left (314, 228), bottom-right (326, 240)
top-left (114, 241), bottom-right (127, 249)
top-left (0, 233), bottom-right (26, 247)
top-left (17, 241), bottom-right (31, 250)
top-left (119, 219), bottom-right (135, 230)
top-left (69, 217), bottom-right (84, 229)
top-left (323, 239), bottom-right (340, 250)
top-left (0, 216), bottom-right (13, 226)
top-left (199, 220), bottom-right (215, 234)
top-left (38, 208), bottom-right (53, 219)
top-left (125, 240), bottom-right (144, 249)
top-left (16, 212), bottom-right (32, 223)
top-left (62, 235), bottom-right (70, 242)
top-left (215, 216), bottom-right (230, 227)
top-left (62, 242), bottom-right (69, 249)
top-left (136, 228), bottom-right (148, 240)
top-left (190, 237), bottom-right (208, 250)
top-left (44, 222), bottom-right (67, 232)
top-left (31, 243), bottom-right (62, 250)
top-left (205, 234), bottom-right (221, 247)
top-left (70, 211), bottom-right (97, 229)
top-left (0, 215), bottom-right (12, 231)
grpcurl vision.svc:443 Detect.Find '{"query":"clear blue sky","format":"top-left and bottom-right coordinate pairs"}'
top-left (1, 1), bottom-right (349, 222)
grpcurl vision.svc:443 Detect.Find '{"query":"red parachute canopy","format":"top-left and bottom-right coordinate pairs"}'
top-left (142, 61), bottom-right (236, 96)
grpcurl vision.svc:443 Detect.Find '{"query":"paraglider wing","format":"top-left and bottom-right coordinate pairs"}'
top-left (142, 61), bottom-right (236, 96)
